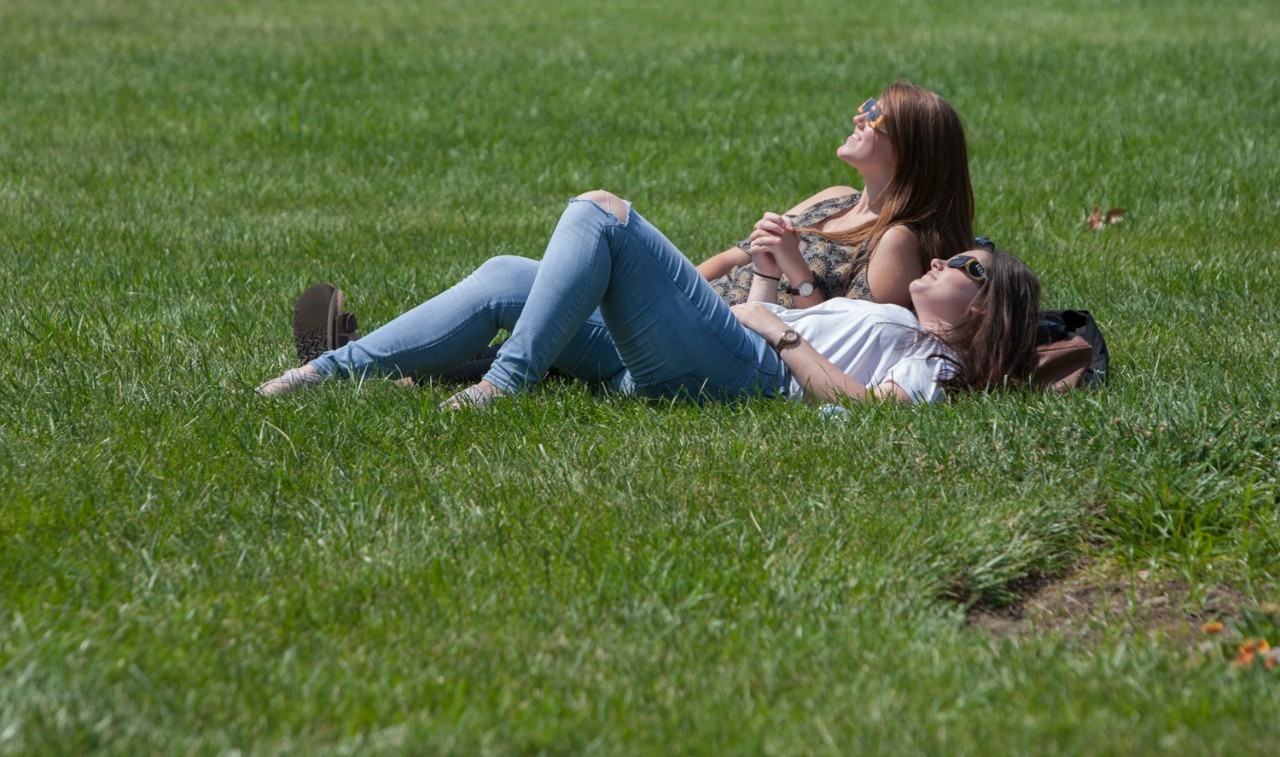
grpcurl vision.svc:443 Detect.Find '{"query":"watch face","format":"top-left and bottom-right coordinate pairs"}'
top-left (798, 282), bottom-right (814, 297)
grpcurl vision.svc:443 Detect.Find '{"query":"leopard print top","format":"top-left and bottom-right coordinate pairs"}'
top-left (709, 192), bottom-right (876, 308)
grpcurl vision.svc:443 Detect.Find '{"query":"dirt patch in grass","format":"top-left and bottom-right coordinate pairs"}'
top-left (966, 569), bottom-right (1248, 647)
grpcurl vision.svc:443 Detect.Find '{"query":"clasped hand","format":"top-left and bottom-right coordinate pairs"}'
top-left (747, 212), bottom-right (801, 277)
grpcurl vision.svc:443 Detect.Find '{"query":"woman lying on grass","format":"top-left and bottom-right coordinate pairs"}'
top-left (256, 189), bottom-right (1041, 406)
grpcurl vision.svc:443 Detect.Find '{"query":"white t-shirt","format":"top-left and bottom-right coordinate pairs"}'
top-left (769, 298), bottom-right (956, 404)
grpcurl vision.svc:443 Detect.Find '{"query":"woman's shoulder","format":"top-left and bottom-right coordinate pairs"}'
top-left (868, 223), bottom-right (921, 256)
top-left (879, 223), bottom-right (919, 241)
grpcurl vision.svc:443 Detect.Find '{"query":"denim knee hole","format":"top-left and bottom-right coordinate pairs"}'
top-left (573, 190), bottom-right (630, 225)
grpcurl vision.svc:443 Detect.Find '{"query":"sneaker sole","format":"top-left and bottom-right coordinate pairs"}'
top-left (293, 282), bottom-right (338, 364)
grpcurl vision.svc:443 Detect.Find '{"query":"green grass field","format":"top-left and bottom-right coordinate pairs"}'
top-left (3, 0), bottom-right (1280, 752)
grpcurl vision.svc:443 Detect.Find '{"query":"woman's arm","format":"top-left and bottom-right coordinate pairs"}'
top-left (776, 337), bottom-right (874, 403)
top-left (864, 226), bottom-right (925, 308)
top-left (730, 303), bottom-right (902, 404)
top-left (695, 247), bottom-right (751, 280)
top-left (745, 263), bottom-right (780, 304)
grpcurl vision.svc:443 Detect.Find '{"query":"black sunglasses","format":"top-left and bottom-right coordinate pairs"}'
top-left (947, 255), bottom-right (989, 283)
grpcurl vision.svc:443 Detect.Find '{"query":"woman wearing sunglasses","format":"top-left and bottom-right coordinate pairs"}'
top-left (257, 189), bottom-right (1039, 406)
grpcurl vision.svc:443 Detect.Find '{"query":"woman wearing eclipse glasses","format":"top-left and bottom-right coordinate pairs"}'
top-left (257, 81), bottom-right (1039, 405)
top-left (700, 79), bottom-right (976, 311)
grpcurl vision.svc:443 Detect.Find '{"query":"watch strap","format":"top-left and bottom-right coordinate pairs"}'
top-left (787, 279), bottom-right (817, 296)
top-left (775, 329), bottom-right (801, 350)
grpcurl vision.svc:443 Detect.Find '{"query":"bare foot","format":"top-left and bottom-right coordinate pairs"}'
top-left (440, 379), bottom-right (506, 410)
top-left (255, 365), bottom-right (324, 396)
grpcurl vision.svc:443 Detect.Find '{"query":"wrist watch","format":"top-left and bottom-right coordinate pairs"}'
top-left (787, 280), bottom-right (816, 297)
top-left (775, 329), bottom-right (802, 351)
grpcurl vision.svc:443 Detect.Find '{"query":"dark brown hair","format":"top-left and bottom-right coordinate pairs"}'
top-left (935, 249), bottom-right (1041, 392)
top-left (811, 81), bottom-right (975, 268)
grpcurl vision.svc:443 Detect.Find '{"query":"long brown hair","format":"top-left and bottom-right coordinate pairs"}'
top-left (936, 249), bottom-right (1041, 392)
top-left (811, 81), bottom-right (975, 267)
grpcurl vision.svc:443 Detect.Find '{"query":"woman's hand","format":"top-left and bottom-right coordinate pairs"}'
top-left (731, 302), bottom-right (788, 343)
top-left (748, 212), bottom-right (803, 278)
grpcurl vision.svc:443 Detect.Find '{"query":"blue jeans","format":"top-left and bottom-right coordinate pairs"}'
top-left (310, 254), bottom-right (626, 384)
top-left (312, 197), bottom-right (788, 400)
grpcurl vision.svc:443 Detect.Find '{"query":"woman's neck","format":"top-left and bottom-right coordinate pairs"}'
top-left (911, 295), bottom-right (958, 336)
top-left (915, 311), bottom-right (953, 336)
top-left (857, 167), bottom-right (892, 214)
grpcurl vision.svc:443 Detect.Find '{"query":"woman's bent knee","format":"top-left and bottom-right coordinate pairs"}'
top-left (471, 255), bottom-right (540, 294)
top-left (476, 255), bottom-right (535, 275)
top-left (576, 189), bottom-right (629, 224)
